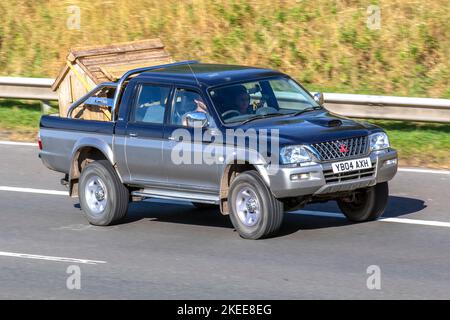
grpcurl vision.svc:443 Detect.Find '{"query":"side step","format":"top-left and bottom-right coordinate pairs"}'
top-left (131, 188), bottom-right (220, 205)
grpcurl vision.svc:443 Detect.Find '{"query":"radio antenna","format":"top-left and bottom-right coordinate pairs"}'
top-left (187, 62), bottom-right (201, 87)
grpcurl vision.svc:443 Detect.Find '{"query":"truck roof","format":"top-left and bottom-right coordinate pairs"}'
top-left (137, 63), bottom-right (285, 87)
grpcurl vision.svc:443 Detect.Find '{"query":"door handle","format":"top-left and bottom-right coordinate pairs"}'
top-left (129, 132), bottom-right (138, 137)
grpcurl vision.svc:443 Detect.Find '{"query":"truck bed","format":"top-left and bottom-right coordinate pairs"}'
top-left (39, 115), bottom-right (115, 174)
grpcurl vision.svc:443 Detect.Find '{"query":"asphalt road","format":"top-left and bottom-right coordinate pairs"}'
top-left (0, 142), bottom-right (449, 299)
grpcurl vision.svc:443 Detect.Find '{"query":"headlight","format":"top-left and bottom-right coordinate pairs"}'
top-left (280, 146), bottom-right (312, 164)
top-left (369, 132), bottom-right (390, 151)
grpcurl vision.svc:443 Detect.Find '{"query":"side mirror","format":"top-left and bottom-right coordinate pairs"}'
top-left (313, 92), bottom-right (324, 105)
top-left (182, 111), bottom-right (209, 128)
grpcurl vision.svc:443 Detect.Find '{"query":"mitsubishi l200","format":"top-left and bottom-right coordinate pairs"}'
top-left (39, 61), bottom-right (398, 239)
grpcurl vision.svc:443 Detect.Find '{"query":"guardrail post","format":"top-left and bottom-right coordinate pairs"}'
top-left (40, 100), bottom-right (52, 114)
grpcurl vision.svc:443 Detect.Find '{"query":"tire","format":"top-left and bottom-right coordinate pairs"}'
top-left (337, 182), bottom-right (389, 222)
top-left (79, 160), bottom-right (129, 226)
top-left (228, 171), bottom-right (284, 239)
top-left (192, 202), bottom-right (219, 210)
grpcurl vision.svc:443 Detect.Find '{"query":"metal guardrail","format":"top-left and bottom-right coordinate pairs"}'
top-left (0, 77), bottom-right (449, 122)
top-left (0, 77), bottom-right (57, 101)
top-left (322, 93), bottom-right (450, 123)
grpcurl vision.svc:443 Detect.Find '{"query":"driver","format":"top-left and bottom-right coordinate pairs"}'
top-left (232, 85), bottom-right (253, 115)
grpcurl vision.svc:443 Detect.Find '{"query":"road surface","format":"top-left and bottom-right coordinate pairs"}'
top-left (0, 141), bottom-right (449, 299)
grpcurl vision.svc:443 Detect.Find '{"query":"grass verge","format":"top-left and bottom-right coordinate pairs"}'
top-left (367, 120), bottom-right (450, 169)
top-left (0, 0), bottom-right (449, 98)
top-left (0, 99), bottom-right (57, 141)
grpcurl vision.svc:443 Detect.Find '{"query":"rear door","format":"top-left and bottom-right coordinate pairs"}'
top-left (162, 87), bottom-right (221, 192)
top-left (123, 83), bottom-right (172, 184)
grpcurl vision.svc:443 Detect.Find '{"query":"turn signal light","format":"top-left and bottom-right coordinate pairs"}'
top-left (290, 173), bottom-right (311, 181)
top-left (383, 159), bottom-right (397, 167)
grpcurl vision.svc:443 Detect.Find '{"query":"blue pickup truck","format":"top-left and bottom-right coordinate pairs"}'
top-left (39, 61), bottom-right (398, 239)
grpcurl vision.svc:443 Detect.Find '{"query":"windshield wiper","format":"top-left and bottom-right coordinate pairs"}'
top-left (240, 113), bottom-right (285, 125)
top-left (292, 106), bottom-right (323, 117)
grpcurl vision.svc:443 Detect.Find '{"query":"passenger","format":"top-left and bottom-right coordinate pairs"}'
top-left (137, 87), bottom-right (166, 123)
top-left (173, 91), bottom-right (208, 126)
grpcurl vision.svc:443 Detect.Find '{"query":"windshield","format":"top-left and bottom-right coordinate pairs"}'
top-left (209, 77), bottom-right (320, 124)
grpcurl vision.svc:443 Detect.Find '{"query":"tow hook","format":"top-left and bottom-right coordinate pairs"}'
top-left (60, 174), bottom-right (69, 186)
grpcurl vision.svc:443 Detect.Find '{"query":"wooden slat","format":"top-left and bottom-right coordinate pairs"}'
top-left (85, 54), bottom-right (172, 82)
top-left (93, 59), bottom-right (173, 72)
top-left (101, 59), bottom-right (173, 80)
top-left (52, 65), bottom-right (70, 91)
top-left (70, 39), bottom-right (165, 59)
top-left (88, 59), bottom-right (173, 82)
top-left (80, 50), bottom-right (171, 66)
top-left (85, 58), bottom-right (172, 73)
top-left (90, 72), bottom-right (114, 84)
top-left (86, 57), bottom-right (172, 71)
top-left (57, 74), bottom-right (73, 116)
top-left (98, 67), bottom-right (116, 82)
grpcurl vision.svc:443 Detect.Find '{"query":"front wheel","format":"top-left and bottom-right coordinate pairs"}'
top-left (229, 171), bottom-right (284, 239)
top-left (337, 182), bottom-right (389, 222)
top-left (79, 160), bottom-right (129, 226)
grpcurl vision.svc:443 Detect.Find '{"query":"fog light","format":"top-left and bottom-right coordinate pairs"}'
top-left (383, 158), bottom-right (397, 167)
top-left (290, 173), bottom-right (310, 181)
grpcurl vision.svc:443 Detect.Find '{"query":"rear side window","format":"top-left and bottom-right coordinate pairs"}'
top-left (132, 84), bottom-right (171, 124)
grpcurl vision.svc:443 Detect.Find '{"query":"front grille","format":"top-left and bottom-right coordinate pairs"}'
top-left (310, 136), bottom-right (369, 161)
top-left (323, 166), bottom-right (376, 184)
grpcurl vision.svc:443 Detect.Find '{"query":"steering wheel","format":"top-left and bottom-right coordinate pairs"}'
top-left (221, 110), bottom-right (241, 119)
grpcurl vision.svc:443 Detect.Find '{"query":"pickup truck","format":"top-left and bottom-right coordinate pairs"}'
top-left (39, 61), bottom-right (398, 239)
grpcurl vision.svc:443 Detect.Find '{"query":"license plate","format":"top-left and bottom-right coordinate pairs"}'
top-left (332, 157), bottom-right (372, 174)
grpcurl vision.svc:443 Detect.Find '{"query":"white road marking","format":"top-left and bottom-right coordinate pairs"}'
top-left (0, 186), bottom-right (68, 196)
top-left (0, 140), bottom-right (37, 147)
top-left (0, 185), bottom-right (448, 229)
top-left (0, 251), bottom-right (106, 265)
top-left (380, 217), bottom-right (450, 228)
top-left (398, 168), bottom-right (450, 175)
top-left (295, 210), bottom-right (450, 228)
top-left (51, 224), bottom-right (119, 232)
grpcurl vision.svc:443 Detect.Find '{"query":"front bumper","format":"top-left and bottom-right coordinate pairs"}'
top-left (259, 149), bottom-right (398, 198)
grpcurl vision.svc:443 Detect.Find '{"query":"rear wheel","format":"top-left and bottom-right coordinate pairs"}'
top-left (229, 171), bottom-right (284, 239)
top-left (79, 160), bottom-right (129, 226)
top-left (337, 182), bottom-right (389, 222)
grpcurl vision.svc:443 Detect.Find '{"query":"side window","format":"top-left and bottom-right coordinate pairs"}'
top-left (132, 84), bottom-right (171, 124)
top-left (170, 89), bottom-right (208, 126)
